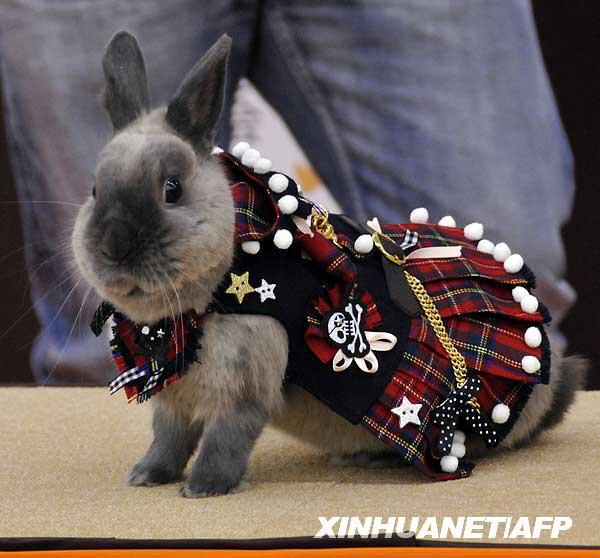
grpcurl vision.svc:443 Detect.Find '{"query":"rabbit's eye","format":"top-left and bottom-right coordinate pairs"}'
top-left (164, 176), bottom-right (182, 204)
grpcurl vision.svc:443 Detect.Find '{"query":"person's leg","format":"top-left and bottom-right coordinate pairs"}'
top-left (252, 0), bottom-right (575, 338)
top-left (0, 1), bottom-right (256, 383)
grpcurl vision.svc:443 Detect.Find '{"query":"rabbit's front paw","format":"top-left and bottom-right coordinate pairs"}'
top-left (179, 478), bottom-right (250, 498)
top-left (128, 461), bottom-right (182, 487)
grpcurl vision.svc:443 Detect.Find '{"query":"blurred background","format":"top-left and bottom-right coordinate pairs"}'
top-left (1, 0), bottom-right (599, 387)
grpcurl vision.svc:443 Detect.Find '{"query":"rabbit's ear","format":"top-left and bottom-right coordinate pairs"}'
top-left (166, 34), bottom-right (231, 152)
top-left (101, 31), bottom-right (150, 131)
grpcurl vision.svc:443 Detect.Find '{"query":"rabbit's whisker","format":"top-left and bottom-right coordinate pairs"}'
top-left (0, 200), bottom-right (84, 208)
top-left (157, 271), bottom-right (178, 356)
top-left (166, 274), bottom-right (185, 371)
top-left (0, 269), bottom-right (79, 342)
top-left (42, 284), bottom-right (93, 386)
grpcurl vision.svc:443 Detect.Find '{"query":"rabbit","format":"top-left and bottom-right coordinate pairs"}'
top-left (71, 31), bottom-right (586, 497)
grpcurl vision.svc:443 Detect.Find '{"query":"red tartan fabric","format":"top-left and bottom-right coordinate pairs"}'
top-left (362, 371), bottom-right (474, 481)
top-left (383, 223), bottom-right (480, 249)
top-left (110, 311), bottom-right (203, 403)
top-left (414, 315), bottom-right (544, 384)
top-left (417, 276), bottom-right (545, 323)
top-left (403, 246), bottom-right (531, 286)
top-left (295, 230), bottom-right (357, 284)
top-left (361, 223), bottom-right (550, 480)
top-left (227, 157), bottom-right (359, 285)
top-left (231, 180), bottom-right (279, 242)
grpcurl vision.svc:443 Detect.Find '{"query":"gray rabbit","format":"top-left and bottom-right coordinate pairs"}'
top-left (72, 32), bottom-right (586, 497)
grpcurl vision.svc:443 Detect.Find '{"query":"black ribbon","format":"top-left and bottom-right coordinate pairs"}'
top-left (90, 301), bottom-right (116, 337)
top-left (432, 374), bottom-right (499, 455)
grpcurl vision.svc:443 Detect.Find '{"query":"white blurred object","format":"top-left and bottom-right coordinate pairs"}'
top-left (231, 80), bottom-right (341, 212)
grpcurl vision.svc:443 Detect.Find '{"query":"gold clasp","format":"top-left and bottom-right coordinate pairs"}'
top-left (311, 210), bottom-right (343, 249)
top-left (372, 231), bottom-right (405, 266)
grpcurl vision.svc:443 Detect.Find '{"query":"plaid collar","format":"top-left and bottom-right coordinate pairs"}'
top-left (220, 152), bottom-right (360, 284)
top-left (91, 302), bottom-right (204, 403)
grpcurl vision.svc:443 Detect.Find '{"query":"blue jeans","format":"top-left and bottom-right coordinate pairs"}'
top-left (0, 0), bottom-right (574, 384)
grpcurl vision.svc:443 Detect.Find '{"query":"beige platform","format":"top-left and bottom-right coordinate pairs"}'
top-left (0, 387), bottom-right (598, 545)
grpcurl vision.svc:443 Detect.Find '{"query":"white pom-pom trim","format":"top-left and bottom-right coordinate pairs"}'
top-left (524, 327), bottom-right (542, 348)
top-left (211, 146), bottom-right (224, 154)
top-left (521, 294), bottom-right (539, 314)
top-left (253, 158), bottom-right (272, 174)
top-left (268, 174), bottom-right (289, 193)
top-left (493, 242), bottom-right (511, 262)
top-left (273, 229), bottom-right (293, 250)
top-left (492, 403), bottom-right (510, 424)
top-left (241, 148), bottom-right (260, 167)
top-left (278, 195), bottom-right (299, 215)
top-left (438, 216), bottom-right (456, 227)
top-left (504, 253), bottom-right (524, 273)
top-left (354, 234), bottom-right (374, 254)
top-left (512, 286), bottom-right (529, 303)
top-left (450, 441), bottom-right (466, 459)
top-left (440, 455), bottom-right (459, 473)
top-left (477, 239), bottom-right (495, 254)
top-left (464, 222), bottom-right (484, 241)
top-left (410, 207), bottom-right (429, 224)
top-left (241, 241), bottom-right (260, 255)
top-left (522, 355), bottom-right (541, 374)
top-left (232, 141), bottom-right (250, 158)
top-left (453, 430), bottom-right (466, 444)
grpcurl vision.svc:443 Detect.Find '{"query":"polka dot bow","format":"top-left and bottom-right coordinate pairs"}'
top-left (432, 374), bottom-right (498, 455)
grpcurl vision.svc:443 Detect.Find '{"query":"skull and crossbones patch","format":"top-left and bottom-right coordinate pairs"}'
top-left (322, 301), bottom-right (397, 374)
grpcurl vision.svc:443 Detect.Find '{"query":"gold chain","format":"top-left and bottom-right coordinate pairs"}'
top-left (309, 211), bottom-right (469, 390)
top-left (311, 211), bottom-right (343, 249)
top-left (404, 271), bottom-right (468, 389)
top-left (467, 396), bottom-right (480, 409)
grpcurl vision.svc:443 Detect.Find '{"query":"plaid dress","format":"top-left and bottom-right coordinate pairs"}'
top-left (216, 152), bottom-right (550, 481)
top-left (96, 151), bottom-right (551, 481)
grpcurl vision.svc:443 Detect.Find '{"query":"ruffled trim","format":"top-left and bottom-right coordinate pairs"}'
top-left (360, 222), bottom-right (552, 480)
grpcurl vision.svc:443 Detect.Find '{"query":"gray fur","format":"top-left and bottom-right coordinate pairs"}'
top-left (72, 32), bottom-right (584, 497)
top-left (181, 398), bottom-right (268, 498)
top-left (102, 31), bottom-right (150, 131)
top-left (73, 114), bottom-right (235, 324)
top-left (156, 313), bottom-right (288, 497)
top-left (501, 353), bottom-right (587, 449)
top-left (129, 405), bottom-right (203, 486)
top-left (166, 34), bottom-right (231, 153)
top-left (126, 313), bottom-right (288, 495)
top-left (535, 355), bottom-right (587, 433)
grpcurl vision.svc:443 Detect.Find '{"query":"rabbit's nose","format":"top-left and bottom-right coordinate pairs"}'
top-left (101, 220), bottom-right (139, 263)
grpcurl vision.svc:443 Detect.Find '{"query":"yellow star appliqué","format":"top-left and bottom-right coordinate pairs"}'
top-left (226, 271), bottom-right (255, 304)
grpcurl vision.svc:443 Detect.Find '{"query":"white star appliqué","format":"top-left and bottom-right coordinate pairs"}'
top-left (391, 397), bottom-right (423, 429)
top-left (255, 279), bottom-right (276, 303)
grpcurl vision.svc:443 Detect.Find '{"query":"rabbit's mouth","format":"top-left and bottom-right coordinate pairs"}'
top-left (103, 277), bottom-right (158, 300)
